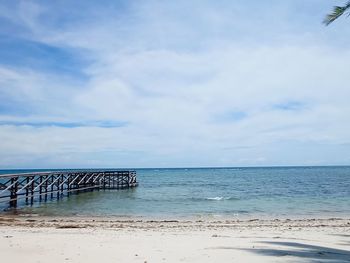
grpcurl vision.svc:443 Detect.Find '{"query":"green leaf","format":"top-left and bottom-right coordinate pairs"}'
top-left (324, 1), bottom-right (350, 25)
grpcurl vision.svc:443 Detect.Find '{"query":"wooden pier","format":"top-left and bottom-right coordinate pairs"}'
top-left (0, 170), bottom-right (138, 207)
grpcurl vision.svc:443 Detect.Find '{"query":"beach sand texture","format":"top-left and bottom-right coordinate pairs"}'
top-left (0, 217), bottom-right (349, 263)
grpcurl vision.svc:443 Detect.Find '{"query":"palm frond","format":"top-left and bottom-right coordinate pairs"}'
top-left (324, 1), bottom-right (350, 25)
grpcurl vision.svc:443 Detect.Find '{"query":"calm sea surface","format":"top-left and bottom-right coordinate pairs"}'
top-left (1, 166), bottom-right (349, 219)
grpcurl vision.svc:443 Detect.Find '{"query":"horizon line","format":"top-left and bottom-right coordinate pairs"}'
top-left (1, 164), bottom-right (349, 171)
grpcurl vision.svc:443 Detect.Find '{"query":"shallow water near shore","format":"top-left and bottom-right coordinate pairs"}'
top-left (1, 166), bottom-right (350, 219)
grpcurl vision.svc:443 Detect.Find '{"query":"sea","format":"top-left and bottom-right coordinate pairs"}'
top-left (0, 166), bottom-right (349, 219)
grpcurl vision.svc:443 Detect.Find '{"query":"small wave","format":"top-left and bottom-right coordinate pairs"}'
top-left (206, 196), bottom-right (238, 201)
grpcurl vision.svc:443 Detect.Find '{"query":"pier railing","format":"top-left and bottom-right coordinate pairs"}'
top-left (0, 170), bottom-right (138, 207)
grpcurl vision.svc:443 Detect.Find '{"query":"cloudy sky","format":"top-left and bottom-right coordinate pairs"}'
top-left (0, 0), bottom-right (350, 168)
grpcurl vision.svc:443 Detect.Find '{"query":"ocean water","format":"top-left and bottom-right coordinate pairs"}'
top-left (0, 166), bottom-right (350, 219)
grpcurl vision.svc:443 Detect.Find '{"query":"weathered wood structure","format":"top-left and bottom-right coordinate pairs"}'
top-left (0, 170), bottom-right (138, 207)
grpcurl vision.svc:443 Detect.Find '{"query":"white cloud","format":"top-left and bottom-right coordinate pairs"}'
top-left (0, 0), bottom-right (350, 168)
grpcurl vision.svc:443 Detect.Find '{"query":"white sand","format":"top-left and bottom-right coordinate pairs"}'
top-left (0, 217), bottom-right (349, 263)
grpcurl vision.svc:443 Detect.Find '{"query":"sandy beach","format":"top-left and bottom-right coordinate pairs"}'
top-left (0, 216), bottom-right (349, 263)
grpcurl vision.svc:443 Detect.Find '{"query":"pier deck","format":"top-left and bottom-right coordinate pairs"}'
top-left (0, 170), bottom-right (138, 207)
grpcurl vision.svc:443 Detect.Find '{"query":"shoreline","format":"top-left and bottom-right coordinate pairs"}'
top-left (1, 214), bottom-right (349, 229)
top-left (2, 206), bottom-right (350, 222)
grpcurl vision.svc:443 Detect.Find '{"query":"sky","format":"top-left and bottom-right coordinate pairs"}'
top-left (0, 0), bottom-right (350, 168)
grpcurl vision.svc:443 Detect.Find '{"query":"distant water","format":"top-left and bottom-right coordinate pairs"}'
top-left (1, 166), bottom-right (350, 219)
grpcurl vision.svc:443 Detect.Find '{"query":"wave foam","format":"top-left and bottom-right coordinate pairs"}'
top-left (206, 197), bottom-right (236, 201)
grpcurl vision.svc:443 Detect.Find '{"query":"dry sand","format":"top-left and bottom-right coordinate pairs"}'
top-left (0, 216), bottom-right (349, 263)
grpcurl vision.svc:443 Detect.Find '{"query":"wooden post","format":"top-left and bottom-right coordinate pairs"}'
top-left (67, 176), bottom-right (70, 197)
top-left (57, 175), bottom-right (60, 199)
top-left (45, 176), bottom-right (48, 201)
top-left (103, 175), bottom-right (106, 190)
top-left (9, 177), bottom-right (18, 207)
top-left (51, 175), bottom-right (54, 199)
top-left (61, 174), bottom-right (64, 195)
top-left (30, 176), bottom-right (34, 205)
top-left (39, 176), bottom-right (43, 201)
top-left (25, 177), bottom-right (30, 203)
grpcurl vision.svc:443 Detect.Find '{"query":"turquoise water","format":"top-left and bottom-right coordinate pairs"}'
top-left (1, 166), bottom-right (350, 219)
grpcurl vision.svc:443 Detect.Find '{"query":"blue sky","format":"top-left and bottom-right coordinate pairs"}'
top-left (0, 0), bottom-right (350, 168)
